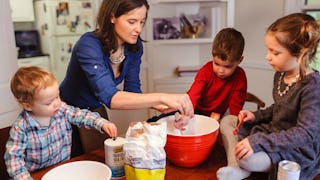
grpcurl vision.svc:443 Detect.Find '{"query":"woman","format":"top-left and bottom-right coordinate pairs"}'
top-left (60, 0), bottom-right (193, 155)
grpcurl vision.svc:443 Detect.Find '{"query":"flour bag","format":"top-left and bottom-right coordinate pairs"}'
top-left (124, 121), bottom-right (167, 180)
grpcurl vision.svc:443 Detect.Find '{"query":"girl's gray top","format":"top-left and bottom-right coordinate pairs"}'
top-left (239, 71), bottom-right (320, 180)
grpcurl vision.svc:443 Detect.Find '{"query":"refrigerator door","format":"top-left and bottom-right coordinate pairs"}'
top-left (51, 35), bottom-right (81, 82)
top-left (35, 0), bottom-right (95, 36)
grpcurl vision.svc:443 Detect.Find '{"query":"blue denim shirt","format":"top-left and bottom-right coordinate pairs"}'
top-left (60, 31), bottom-right (143, 109)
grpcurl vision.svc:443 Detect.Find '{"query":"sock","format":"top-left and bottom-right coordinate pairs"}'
top-left (217, 166), bottom-right (251, 180)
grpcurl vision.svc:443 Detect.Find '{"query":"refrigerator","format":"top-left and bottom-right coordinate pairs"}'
top-left (34, 0), bottom-right (96, 82)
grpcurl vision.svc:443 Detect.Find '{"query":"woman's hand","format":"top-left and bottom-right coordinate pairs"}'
top-left (160, 93), bottom-right (194, 117)
top-left (102, 122), bottom-right (118, 138)
top-left (235, 138), bottom-right (253, 160)
top-left (152, 104), bottom-right (175, 114)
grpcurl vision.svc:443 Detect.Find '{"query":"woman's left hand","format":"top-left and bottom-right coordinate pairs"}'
top-left (235, 138), bottom-right (253, 160)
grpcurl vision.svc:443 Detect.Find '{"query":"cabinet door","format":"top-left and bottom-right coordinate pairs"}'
top-left (18, 56), bottom-right (50, 71)
top-left (10, 0), bottom-right (35, 22)
top-left (145, 0), bottom-right (234, 93)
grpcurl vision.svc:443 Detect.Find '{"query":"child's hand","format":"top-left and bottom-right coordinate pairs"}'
top-left (102, 122), bottom-right (118, 138)
top-left (239, 110), bottom-right (255, 123)
top-left (233, 113), bottom-right (245, 135)
top-left (173, 113), bottom-right (190, 130)
top-left (233, 110), bottom-right (255, 135)
top-left (235, 138), bottom-right (253, 160)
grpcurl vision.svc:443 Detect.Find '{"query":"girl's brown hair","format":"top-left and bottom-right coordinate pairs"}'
top-left (95, 0), bottom-right (149, 54)
top-left (267, 13), bottom-right (320, 78)
top-left (10, 66), bottom-right (56, 105)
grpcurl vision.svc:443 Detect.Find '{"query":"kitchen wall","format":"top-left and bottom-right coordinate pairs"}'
top-left (1, 0), bottom-right (295, 131)
top-left (234, 0), bottom-right (285, 106)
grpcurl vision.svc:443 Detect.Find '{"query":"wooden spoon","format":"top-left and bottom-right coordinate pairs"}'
top-left (233, 114), bottom-right (245, 135)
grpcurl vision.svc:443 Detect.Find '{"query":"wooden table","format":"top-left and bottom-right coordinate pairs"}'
top-left (31, 144), bottom-right (228, 180)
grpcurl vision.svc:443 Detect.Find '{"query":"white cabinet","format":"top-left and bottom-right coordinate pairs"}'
top-left (154, 77), bottom-right (194, 93)
top-left (145, 0), bottom-right (234, 94)
top-left (18, 56), bottom-right (50, 71)
top-left (9, 0), bottom-right (35, 22)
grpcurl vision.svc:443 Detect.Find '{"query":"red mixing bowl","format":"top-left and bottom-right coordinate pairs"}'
top-left (158, 114), bottom-right (219, 167)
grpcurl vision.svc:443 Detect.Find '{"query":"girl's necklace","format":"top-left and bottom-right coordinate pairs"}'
top-left (110, 46), bottom-right (125, 64)
top-left (277, 72), bottom-right (300, 96)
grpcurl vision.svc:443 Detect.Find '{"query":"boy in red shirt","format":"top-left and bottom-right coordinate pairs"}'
top-left (187, 28), bottom-right (247, 117)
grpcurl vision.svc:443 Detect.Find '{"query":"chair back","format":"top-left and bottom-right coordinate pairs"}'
top-left (245, 92), bottom-right (266, 110)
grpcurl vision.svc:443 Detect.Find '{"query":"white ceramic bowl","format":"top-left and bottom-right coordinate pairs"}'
top-left (42, 161), bottom-right (111, 180)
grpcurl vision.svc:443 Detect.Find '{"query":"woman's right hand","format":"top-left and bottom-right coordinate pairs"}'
top-left (159, 93), bottom-right (194, 118)
top-left (152, 104), bottom-right (174, 114)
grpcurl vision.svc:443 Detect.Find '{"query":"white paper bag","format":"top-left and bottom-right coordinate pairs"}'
top-left (124, 121), bottom-right (167, 180)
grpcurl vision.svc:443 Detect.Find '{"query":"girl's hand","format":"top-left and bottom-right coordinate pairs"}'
top-left (239, 110), bottom-right (255, 123)
top-left (233, 113), bottom-right (245, 135)
top-left (102, 122), bottom-right (118, 138)
top-left (235, 138), bottom-right (253, 160)
top-left (173, 113), bottom-right (191, 130)
top-left (233, 110), bottom-right (255, 135)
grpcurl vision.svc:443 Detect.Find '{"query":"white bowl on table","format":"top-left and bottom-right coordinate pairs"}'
top-left (42, 160), bottom-right (111, 180)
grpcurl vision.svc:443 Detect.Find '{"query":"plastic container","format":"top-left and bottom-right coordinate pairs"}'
top-left (104, 137), bottom-right (125, 179)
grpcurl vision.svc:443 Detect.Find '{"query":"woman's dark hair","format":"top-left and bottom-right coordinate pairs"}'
top-left (95, 0), bottom-right (149, 54)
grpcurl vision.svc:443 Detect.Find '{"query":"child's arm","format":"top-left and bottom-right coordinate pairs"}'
top-left (63, 102), bottom-right (118, 136)
top-left (4, 126), bottom-right (32, 180)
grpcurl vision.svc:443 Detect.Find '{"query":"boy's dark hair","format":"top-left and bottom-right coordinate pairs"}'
top-left (212, 28), bottom-right (245, 62)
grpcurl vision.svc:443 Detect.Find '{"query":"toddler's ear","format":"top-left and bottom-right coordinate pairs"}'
top-left (21, 102), bottom-right (32, 111)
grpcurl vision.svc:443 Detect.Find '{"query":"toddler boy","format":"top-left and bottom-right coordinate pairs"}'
top-left (4, 66), bottom-right (117, 179)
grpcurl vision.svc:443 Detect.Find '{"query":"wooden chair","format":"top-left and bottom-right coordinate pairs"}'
top-left (0, 127), bottom-right (11, 180)
top-left (245, 92), bottom-right (266, 110)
